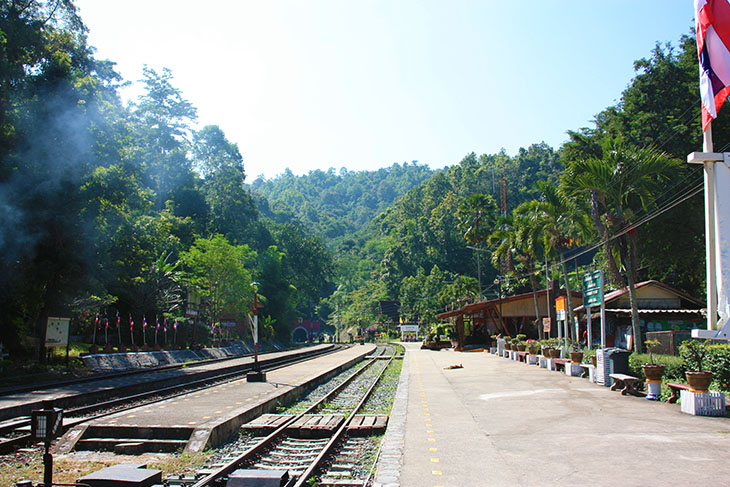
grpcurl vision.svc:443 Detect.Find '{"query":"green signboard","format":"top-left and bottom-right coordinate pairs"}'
top-left (582, 270), bottom-right (603, 308)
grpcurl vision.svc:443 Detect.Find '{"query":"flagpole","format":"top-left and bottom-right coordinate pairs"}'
top-left (704, 124), bottom-right (719, 331)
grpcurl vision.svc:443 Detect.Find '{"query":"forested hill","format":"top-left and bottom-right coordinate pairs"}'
top-left (250, 163), bottom-right (435, 243)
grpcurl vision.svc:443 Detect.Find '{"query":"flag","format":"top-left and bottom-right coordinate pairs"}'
top-left (129, 313), bottom-right (134, 332)
top-left (173, 319), bottom-right (178, 332)
top-left (95, 312), bottom-right (100, 330)
top-left (156, 316), bottom-right (160, 331)
top-left (116, 311), bottom-right (120, 329)
top-left (143, 316), bottom-right (148, 330)
top-left (163, 318), bottom-right (168, 333)
top-left (210, 322), bottom-right (216, 336)
top-left (696, 0), bottom-right (730, 130)
top-left (104, 312), bottom-right (109, 330)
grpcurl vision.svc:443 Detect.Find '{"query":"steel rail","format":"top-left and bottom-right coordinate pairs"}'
top-left (0, 345), bottom-right (346, 454)
top-left (292, 349), bottom-right (396, 487)
top-left (190, 346), bottom-right (390, 487)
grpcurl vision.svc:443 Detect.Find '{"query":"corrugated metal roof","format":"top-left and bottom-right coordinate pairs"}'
top-left (603, 309), bottom-right (704, 314)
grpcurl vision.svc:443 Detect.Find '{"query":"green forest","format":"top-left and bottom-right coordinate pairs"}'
top-left (1, 1), bottom-right (726, 362)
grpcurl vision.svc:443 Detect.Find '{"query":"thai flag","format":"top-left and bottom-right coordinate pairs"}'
top-left (104, 312), bottom-right (109, 330)
top-left (163, 318), bottom-right (168, 333)
top-left (143, 316), bottom-right (148, 330)
top-left (95, 312), bottom-right (100, 330)
top-left (116, 311), bottom-right (120, 329)
top-left (696, 0), bottom-right (730, 130)
top-left (210, 322), bottom-right (215, 336)
top-left (173, 319), bottom-right (178, 332)
top-left (129, 313), bottom-right (134, 332)
top-left (156, 317), bottom-right (160, 331)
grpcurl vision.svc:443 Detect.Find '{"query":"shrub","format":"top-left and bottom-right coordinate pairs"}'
top-left (706, 344), bottom-right (730, 390)
top-left (628, 353), bottom-right (685, 381)
top-left (582, 348), bottom-right (596, 364)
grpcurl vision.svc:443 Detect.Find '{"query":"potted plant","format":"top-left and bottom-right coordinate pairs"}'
top-left (540, 339), bottom-right (552, 357)
top-left (679, 339), bottom-right (713, 392)
top-left (545, 338), bottom-right (561, 358)
top-left (642, 339), bottom-right (665, 382)
top-left (568, 340), bottom-right (583, 364)
top-left (516, 334), bottom-right (527, 352)
top-left (490, 334), bottom-right (498, 349)
top-left (526, 339), bottom-right (540, 355)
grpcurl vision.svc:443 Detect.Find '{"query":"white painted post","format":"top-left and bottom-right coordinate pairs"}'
top-left (704, 125), bottom-right (718, 331)
top-left (586, 306), bottom-right (592, 349)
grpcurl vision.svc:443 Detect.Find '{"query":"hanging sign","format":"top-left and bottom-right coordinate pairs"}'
top-left (543, 317), bottom-right (552, 333)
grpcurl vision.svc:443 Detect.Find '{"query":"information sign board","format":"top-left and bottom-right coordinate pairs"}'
top-left (555, 296), bottom-right (566, 321)
top-left (46, 317), bottom-right (70, 347)
top-left (400, 324), bottom-right (419, 332)
top-left (543, 317), bottom-right (551, 333)
top-left (582, 270), bottom-right (603, 308)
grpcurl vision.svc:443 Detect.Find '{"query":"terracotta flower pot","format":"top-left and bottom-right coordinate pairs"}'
top-left (590, 355), bottom-right (597, 367)
top-left (686, 371), bottom-right (713, 392)
top-left (642, 364), bottom-right (665, 382)
top-left (541, 347), bottom-right (552, 356)
top-left (569, 351), bottom-right (583, 364)
top-left (548, 349), bottom-right (561, 359)
top-left (528, 346), bottom-right (540, 355)
top-left (516, 344), bottom-right (527, 352)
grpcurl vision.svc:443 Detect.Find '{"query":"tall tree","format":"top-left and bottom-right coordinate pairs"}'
top-left (180, 234), bottom-right (256, 338)
top-left (535, 180), bottom-right (588, 340)
top-left (562, 144), bottom-right (681, 352)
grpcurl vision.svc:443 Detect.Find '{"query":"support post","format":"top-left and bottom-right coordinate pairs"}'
top-left (688, 125), bottom-right (722, 333)
top-left (586, 307), bottom-right (592, 349)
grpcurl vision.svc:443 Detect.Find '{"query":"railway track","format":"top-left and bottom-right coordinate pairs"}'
top-left (0, 344), bottom-right (345, 454)
top-left (180, 344), bottom-right (397, 487)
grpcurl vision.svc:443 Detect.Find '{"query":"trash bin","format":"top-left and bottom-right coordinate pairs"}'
top-left (604, 348), bottom-right (632, 375)
top-left (596, 347), bottom-right (632, 386)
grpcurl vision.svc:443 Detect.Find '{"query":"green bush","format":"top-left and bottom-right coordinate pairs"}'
top-left (706, 344), bottom-right (730, 390)
top-left (582, 348), bottom-right (596, 364)
top-left (628, 353), bottom-right (686, 381)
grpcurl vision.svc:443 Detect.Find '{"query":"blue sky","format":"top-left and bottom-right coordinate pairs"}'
top-left (75, 1), bottom-right (695, 179)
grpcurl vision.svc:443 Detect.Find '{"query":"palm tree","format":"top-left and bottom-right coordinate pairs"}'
top-left (562, 144), bottom-right (681, 352)
top-left (535, 180), bottom-right (589, 341)
top-left (512, 200), bottom-right (548, 338)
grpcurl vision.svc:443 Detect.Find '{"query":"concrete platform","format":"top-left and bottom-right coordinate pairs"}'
top-left (0, 344), bottom-right (334, 421)
top-left (57, 344), bottom-right (376, 454)
top-left (376, 342), bottom-right (730, 486)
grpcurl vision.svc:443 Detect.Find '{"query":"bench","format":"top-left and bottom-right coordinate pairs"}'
top-left (517, 351), bottom-right (529, 362)
top-left (553, 358), bottom-right (569, 372)
top-left (579, 363), bottom-right (592, 378)
top-left (666, 382), bottom-right (690, 403)
top-left (609, 373), bottom-right (643, 397)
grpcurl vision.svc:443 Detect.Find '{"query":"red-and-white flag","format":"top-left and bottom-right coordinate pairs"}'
top-left (696, 0), bottom-right (730, 130)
